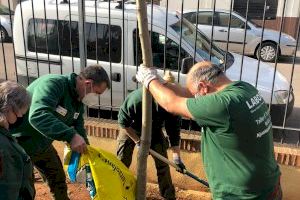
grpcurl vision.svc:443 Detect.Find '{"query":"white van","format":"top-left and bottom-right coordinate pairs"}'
top-left (13, 0), bottom-right (294, 125)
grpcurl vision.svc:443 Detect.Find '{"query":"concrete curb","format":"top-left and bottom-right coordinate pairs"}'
top-left (85, 117), bottom-right (300, 168)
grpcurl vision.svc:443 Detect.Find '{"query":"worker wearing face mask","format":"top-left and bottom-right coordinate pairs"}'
top-left (11, 64), bottom-right (110, 200)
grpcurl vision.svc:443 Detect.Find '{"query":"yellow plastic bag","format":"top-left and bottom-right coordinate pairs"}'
top-left (64, 145), bottom-right (136, 200)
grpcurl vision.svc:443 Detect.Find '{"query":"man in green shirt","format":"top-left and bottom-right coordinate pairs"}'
top-left (11, 65), bottom-right (110, 200)
top-left (117, 73), bottom-right (185, 200)
top-left (135, 61), bottom-right (282, 200)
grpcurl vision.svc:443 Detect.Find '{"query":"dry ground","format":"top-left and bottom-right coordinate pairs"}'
top-left (32, 137), bottom-right (300, 200)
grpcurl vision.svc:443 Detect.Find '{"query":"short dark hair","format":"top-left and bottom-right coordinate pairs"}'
top-left (80, 64), bottom-right (110, 89)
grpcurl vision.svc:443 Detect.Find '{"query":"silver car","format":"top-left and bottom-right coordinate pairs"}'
top-left (184, 9), bottom-right (297, 62)
top-left (0, 5), bottom-right (14, 42)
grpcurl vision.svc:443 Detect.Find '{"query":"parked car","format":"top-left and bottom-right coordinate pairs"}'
top-left (0, 5), bottom-right (14, 42)
top-left (183, 9), bottom-right (297, 62)
top-left (13, 0), bottom-right (294, 125)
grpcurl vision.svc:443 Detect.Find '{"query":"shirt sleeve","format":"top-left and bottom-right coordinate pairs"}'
top-left (28, 79), bottom-right (76, 143)
top-left (118, 90), bottom-right (142, 128)
top-left (186, 94), bottom-right (228, 127)
top-left (73, 105), bottom-right (89, 144)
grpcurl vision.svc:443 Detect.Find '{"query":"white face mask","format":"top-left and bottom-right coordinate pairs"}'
top-left (82, 93), bottom-right (99, 106)
top-left (82, 83), bottom-right (100, 107)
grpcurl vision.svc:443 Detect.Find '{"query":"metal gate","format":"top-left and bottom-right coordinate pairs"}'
top-left (0, 0), bottom-right (299, 146)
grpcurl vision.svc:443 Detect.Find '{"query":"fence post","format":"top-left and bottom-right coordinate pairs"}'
top-left (136, 0), bottom-right (153, 199)
top-left (78, 0), bottom-right (86, 70)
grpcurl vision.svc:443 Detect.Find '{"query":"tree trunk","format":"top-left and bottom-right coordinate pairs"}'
top-left (136, 0), bottom-right (153, 199)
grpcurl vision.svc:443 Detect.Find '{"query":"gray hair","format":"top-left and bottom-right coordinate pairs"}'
top-left (189, 63), bottom-right (222, 88)
top-left (0, 80), bottom-right (31, 123)
top-left (80, 64), bottom-right (110, 89)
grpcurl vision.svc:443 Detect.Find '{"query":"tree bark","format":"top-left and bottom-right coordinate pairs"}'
top-left (136, 0), bottom-right (153, 199)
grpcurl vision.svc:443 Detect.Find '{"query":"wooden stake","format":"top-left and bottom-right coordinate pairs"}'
top-left (136, 0), bottom-right (153, 199)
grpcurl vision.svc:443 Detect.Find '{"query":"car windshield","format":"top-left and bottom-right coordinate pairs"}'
top-left (0, 5), bottom-right (14, 15)
top-left (170, 16), bottom-right (226, 67)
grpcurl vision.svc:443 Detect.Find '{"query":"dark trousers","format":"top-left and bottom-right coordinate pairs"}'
top-left (116, 130), bottom-right (176, 200)
top-left (31, 145), bottom-right (69, 200)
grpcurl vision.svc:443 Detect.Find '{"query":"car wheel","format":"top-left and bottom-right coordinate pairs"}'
top-left (256, 42), bottom-right (278, 62)
top-left (0, 26), bottom-right (8, 42)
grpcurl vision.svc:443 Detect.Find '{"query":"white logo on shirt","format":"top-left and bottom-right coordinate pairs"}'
top-left (246, 94), bottom-right (263, 110)
top-left (56, 106), bottom-right (67, 116)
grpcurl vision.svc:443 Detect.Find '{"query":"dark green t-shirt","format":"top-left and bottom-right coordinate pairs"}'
top-left (118, 88), bottom-right (181, 146)
top-left (187, 81), bottom-right (280, 199)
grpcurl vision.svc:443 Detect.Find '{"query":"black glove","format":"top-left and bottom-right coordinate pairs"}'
top-left (173, 155), bottom-right (186, 173)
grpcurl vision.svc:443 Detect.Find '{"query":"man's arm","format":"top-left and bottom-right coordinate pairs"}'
top-left (166, 82), bottom-right (193, 98)
top-left (149, 80), bottom-right (194, 119)
top-left (121, 127), bottom-right (140, 144)
top-left (28, 78), bottom-right (87, 153)
top-left (29, 79), bottom-right (76, 142)
top-left (73, 105), bottom-right (89, 144)
top-left (164, 110), bottom-right (181, 147)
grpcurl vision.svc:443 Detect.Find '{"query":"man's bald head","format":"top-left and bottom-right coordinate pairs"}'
top-left (187, 61), bottom-right (222, 86)
top-left (186, 61), bottom-right (223, 96)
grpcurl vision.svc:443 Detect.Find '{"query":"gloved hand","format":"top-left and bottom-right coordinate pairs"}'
top-left (173, 153), bottom-right (186, 174)
top-left (136, 65), bottom-right (162, 89)
top-left (135, 140), bottom-right (140, 149)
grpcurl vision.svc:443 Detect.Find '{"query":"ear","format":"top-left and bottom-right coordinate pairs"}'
top-left (85, 80), bottom-right (92, 84)
top-left (199, 81), bottom-right (208, 94)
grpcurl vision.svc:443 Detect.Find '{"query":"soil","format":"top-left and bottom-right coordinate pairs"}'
top-left (33, 138), bottom-right (211, 200)
top-left (33, 137), bottom-right (300, 200)
top-left (34, 181), bottom-right (211, 200)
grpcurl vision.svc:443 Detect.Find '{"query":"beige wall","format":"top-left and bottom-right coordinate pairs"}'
top-left (277, 0), bottom-right (300, 17)
top-left (0, 0), bottom-right (17, 10)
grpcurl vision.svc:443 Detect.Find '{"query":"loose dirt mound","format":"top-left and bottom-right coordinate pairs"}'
top-left (34, 181), bottom-right (210, 200)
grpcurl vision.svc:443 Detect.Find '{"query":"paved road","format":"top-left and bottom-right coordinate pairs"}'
top-left (1, 42), bottom-right (299, 144)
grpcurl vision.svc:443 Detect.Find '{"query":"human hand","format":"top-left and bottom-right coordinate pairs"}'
top-left (136, 65), bottom-right (160, 89)
top-left (70, 133), bottom-right (87, 154)
top-left (173, 153), bottom-right (186, 173)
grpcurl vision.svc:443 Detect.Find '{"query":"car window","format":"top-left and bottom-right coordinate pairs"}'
top-left (28, 19), bottom-right (122, 63)
top-left (197, 12), bottom-right (215, 25)
top-left (85, 23), bottom-right (122, 62)
top-left (183, 12), bottom-right (196, 24)
top-left (218, 12), bottom-right (245, 28)
top-left (133, 29), bottom-right (190, 71)
top-left (185, 11), bottom-right (218, 26)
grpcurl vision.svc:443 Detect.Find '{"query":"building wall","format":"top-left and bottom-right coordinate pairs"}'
top-left (255, 0), bottom-right (300, 38)
top-left (0, 0), bottom-right (18, 10)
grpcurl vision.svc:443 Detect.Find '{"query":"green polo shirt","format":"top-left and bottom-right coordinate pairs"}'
top-left (11, 73), bottom-right (88, 156)
top-left (118, 88), bottom-right (181, 146)
top-left (187, 81), bottom-right (280, 199)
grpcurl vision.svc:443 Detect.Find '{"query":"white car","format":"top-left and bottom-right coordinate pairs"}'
top-left (184, 9), bottom-right (297, 62)
top-left (0, 5), bottom-right (14, 42)
top-left (13, 0), bottom-right (294, 125)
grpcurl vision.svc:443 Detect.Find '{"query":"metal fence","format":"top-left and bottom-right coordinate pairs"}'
top-left (0, 0), bottom-right (299, 146)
